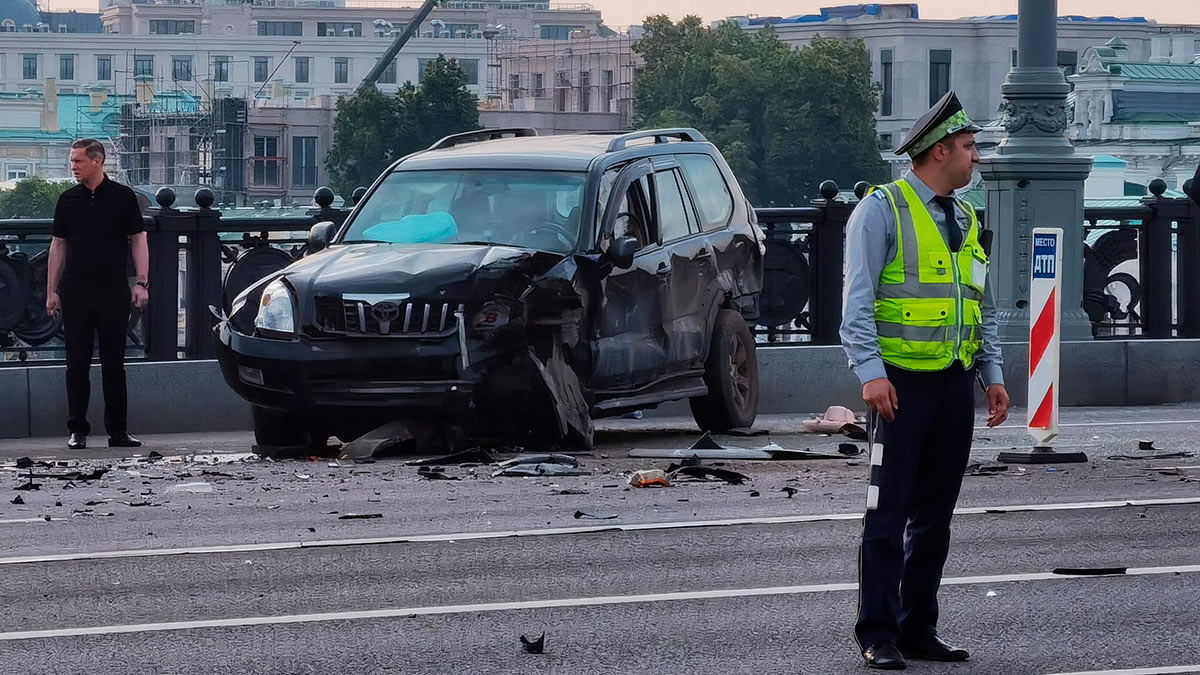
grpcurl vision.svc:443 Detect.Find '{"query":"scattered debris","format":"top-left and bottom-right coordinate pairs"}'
top-left (1052, 567), bottom-right (1128, 576)
top-left (167, 481), bottom-right (214, 494)
top-left (338, 513), bottom-right (383, 520)
top-left (803, 405), bottom-right (867, 439)
top-left (15, 457), bottom-right (34, 469)
top-left (10, 495), bottom-right (24, 504)
top-left (417, 466), bottom-right (460, 481)
top-left (339, 419), bottom-right (443, 461)
top-left (573, 510), bottom-right (619, 520)
top-left (628, 469), bottom-right (670, 488)
top-left (554, 488), bottom-right (589, 496)
top-left (781, 487), bottom-right (799, 499)
top-left (294, 473), bottom-right (311, 480)
top-left (1106, 452), bottom-right (1194, 461)
top-left (749, 490), bottom-right (760, 497)
top-left (492, 454), bottom-right (586, 478)
top-left (668, 465), bottom-right (749, 485)
top-left (985, 591), bottom-right (997, 598)
top-left (837, 444), bottom-right (863, 456)
top-left (14, 482), bottom-right (40, 491)
top-left (147, 451), bottom-right (164, 461)
top-left (725, 427), bottom-right (769, 437)
top-left (520, 633), bottom-right (545, 654)
top-left (1138, 440), bottom-right (1155, 451)
top-left (690, 432), bottom-right (724, 450)
top-left (407, 448), bottom-right (504, 466)
top-left (631, 447), bottom-right (772, 460)
top-left (964, 463), bottom-right (1010, 476)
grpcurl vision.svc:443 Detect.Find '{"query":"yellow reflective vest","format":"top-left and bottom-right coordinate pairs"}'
top-left (871, 179), bottom-right (986, 371)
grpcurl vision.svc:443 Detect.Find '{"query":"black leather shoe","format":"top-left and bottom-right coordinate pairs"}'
top-left (108, 433), bottom-right (142, 448)
top-left (863, 642), bottom-right (906, 670)
top-left (68, 433), bottom-right (87, 449)
top-left (898, 635), bottom-right (969, 662)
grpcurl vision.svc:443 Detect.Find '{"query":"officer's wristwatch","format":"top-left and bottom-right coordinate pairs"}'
top-left (136, 281), bottom-right (149, 290)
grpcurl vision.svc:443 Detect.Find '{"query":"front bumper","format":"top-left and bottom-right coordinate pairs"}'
top-left (214, 321), bottom-right (497, 414)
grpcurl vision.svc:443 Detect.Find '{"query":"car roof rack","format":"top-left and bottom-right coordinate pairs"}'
top-left (605, 128), bottom-right (707, 153)
top-left (428, 127), bottom-right (538, 150)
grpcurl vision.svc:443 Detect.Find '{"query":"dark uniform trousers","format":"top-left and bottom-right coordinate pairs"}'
top-left (61, 280), bottom-right (131, 437)
top-left (855, 361), bottom-right (975, 649)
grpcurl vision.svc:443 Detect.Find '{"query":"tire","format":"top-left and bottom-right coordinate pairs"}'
top-left (252, 405), bottom-right (309, 448)
top-left (689, 309), bottom-right (760, 432)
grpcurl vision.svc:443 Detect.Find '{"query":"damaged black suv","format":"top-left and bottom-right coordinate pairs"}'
top-left (215, 127), bottom-right (765, 450)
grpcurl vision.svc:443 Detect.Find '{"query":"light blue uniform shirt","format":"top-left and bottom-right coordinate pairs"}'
top-left (839, 171), bottom-right (1004, 388)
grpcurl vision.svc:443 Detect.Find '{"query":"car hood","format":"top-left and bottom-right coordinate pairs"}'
top-left (283, 243), bottom-right (568, 303)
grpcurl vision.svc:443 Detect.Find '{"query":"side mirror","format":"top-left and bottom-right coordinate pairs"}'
top-left (308, 221), bottom-right (335, 253)
top-left (606, 236), bottom-right (638, 270)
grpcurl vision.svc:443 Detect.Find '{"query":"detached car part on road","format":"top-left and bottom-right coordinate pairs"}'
top-left (214, 127), bottom-right (765, 451)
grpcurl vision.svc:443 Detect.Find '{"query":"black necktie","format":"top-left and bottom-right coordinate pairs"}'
top-left (932, 195), bottom-right (962, 253)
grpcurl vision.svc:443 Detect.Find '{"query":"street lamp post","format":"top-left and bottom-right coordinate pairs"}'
top-left (979, 0), bottom-right (1093, 342)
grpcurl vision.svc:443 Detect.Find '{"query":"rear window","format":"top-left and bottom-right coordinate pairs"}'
top-left (678, 154), bottom-right (734, 232)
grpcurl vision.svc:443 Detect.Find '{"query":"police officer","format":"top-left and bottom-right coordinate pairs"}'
top-left (45, 138), bottom-right (149, 450)
top-left (841, 91), bottom-right (1009, 670)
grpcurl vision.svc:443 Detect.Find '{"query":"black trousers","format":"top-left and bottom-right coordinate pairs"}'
top-left (61, 281), bottom-right (131, 437)
top-left (855, 362), bottom-right (975, 649)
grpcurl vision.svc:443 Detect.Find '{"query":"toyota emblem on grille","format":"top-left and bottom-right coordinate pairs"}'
top-left (371, 301), bottom-right (401, 334)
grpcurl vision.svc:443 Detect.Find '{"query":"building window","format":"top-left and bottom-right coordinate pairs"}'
top-left (378, 58), bottom-right (396, 84)
top-left (22, 53), bottom-right (37, 80)
top-left (1, 19), bottom-right (16, 32)
top-left (294, 57), bottom-right (310, 83)
top-left (334, 57), bottom-right (349, 84)
top-left (929, 49), bottom-right (951, 106)
top-left (603, 69), bottom-right (614, 112)
top-left (508, 73), bottom-right (521, 99)
top-left (172, 56), bottom-right (192, 81)
top-left (880, 48), bottom-right (894, 117)
top-left (540, 24), bottom-right (581, 40)
top-left (292, 136), bottom-right (318, 188)
top-left (579, 70), bottom-right (590, 112)
top-left (165, 137), bottom-right (176, 185)
top-left (1058, 50), bottom-right (1078, 77)
top-left (254, 57), bottom-right (269, 83)
top-left (59, 54), bottom-right (74, 81)
top-left (149, 20), bottom-right (194, 34)
top-left (444, 23), bottom-right (477, 37)
top-left (253, 136), bottom-right (280, 186)
top-left (213, 56), bottom-right (229, 82)
top-left (555, 71), bottom-right (569, 111)
top-left (318, 22), bottom-right (361, 37)
top-left (460, 59), bottom-right (478, 85)
top-left (6, 164), bottom-right (31, 180)
top-left (134, 55), bottom-right (154, 77)
top-left (533, 72), bottom-right (545, 98)
top-left (258, 21), bottom-right (302, 36)
top-left (97, 55), bottom-right (111, 80)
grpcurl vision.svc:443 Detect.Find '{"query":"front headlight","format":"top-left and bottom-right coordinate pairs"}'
top-left (254, 278), bottom-right (296, 336)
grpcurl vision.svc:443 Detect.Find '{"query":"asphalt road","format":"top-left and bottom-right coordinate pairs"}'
top-left (2, 405), bottom-right (1199, 674)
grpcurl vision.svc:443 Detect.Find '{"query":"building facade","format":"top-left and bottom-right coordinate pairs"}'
top-left (732, 6), bottom-right (1200, 163)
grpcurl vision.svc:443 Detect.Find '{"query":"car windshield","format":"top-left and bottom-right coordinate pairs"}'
top-left (340, 169), bottom-right (587, 254)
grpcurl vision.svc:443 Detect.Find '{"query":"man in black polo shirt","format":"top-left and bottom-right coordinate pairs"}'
top-left (45, 138), bottom-right (149, 449)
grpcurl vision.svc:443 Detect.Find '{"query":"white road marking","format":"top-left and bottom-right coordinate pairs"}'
top-left (1, 496), bottom-right (1198, 567)
top-left (978, 418), bottom-right (1200, 431)
top-left (1045, 666), bottom-right (1200, 675)
top-left (0, 518), bottom-right (51, 525)
top-left (0, 563), bottom-right (1196, 642)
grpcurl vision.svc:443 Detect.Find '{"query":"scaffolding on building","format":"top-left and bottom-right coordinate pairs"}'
top-left (484, 28), bottom-right (637, 127)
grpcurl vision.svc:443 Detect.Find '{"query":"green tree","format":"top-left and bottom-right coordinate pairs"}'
top-left (0, 176), bottom-right (75, 219)
top-left (634, 18), bottom-right (886, 206)
top-left (325, 56), bottom-right (480, 198)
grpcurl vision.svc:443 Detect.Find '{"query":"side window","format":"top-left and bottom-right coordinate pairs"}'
top-left (597, 168), bottom-right (652, 251)
top-left (654, 169), bottom-right (694, 243)
top-left (678, 154), bottom-right (734, 232)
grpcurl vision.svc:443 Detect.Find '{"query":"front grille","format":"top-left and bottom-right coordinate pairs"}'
top-left (312, 295), bottom-right (462, 337)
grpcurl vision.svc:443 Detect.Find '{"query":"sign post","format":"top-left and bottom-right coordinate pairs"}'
top-left (998, 228), bottom-right (1088, 464)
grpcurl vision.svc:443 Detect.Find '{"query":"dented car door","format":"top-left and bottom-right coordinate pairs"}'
top-left (592, 160), bottom-right (669, 389)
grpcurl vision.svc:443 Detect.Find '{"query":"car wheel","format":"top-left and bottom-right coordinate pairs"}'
top-left (252, 405), bottom-right (309, 449)
top-left (689, 309), bottom-right (759, 432)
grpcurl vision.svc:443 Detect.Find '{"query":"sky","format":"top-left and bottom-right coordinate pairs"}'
top-left (37, 0), bottom-right (1200, 30)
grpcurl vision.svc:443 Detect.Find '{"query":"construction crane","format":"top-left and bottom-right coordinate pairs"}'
top-left (359, 0), bottom-right (442, 91)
